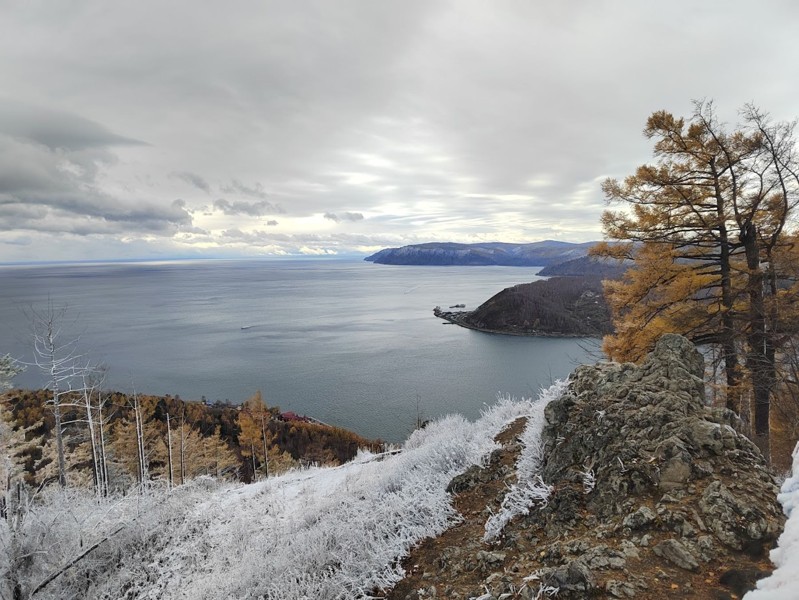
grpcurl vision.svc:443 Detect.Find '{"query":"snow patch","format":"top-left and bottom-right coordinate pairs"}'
top-left (744, 442), bottom-right (799, 599)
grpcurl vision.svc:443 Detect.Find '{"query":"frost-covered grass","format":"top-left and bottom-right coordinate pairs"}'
top-left (2, 391), bottom-right (560, 600)
top-left (744, 442), bottom-right (799, 600)
top-left (1, 481), bottom-right (200, 600)
top-left (483, 380), bottom-right (567, 541)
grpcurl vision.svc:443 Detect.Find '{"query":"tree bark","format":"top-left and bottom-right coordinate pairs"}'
top-left (741, 221), bottom-right (771, 443)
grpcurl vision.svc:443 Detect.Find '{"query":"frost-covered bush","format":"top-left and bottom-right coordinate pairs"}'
top-left (483, 380), bottom-right (567, 541)
top-left (0, 397), bottom-right (560, 600)
top-left (2, 394), bottom-right (542, 599)
top-left (0, 482), bottom-right (216, 600)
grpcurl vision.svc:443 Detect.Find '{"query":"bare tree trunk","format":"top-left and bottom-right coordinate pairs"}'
top-left (260, 414), bottom-right (269, 480)
top-left (98, 398), bottom-right (109, 497)
top-left (52, 392), bottom-right (67, 488)
top-left (82, 375), bottom-right (101, 497)
top-left (166, 412), bottom-right (174, 490)
top-left (180, 412), bottom-right (186, 485)
top-left (714, 176), bottom-right (742, 413)
top-left (251, 441), bottom-right (257, 481)
top-left (741, 222), bottom-right (771, 453)
top-left (133, 390), bottom-right (147, 490)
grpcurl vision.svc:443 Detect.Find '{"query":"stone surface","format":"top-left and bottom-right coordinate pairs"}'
top-left (652, 539), bottom-right (700, 571)
top-left (622, 506), bottom-right (656, 530)
top-left (385, 335), bottom-right (786, 600)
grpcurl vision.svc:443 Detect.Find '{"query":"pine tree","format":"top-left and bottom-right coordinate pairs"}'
top-left (237, 391), bottom-right (275, 480)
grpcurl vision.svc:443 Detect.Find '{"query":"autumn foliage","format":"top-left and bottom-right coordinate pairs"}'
top-left (1, 387), bottom-right (379, 490)
top-left (594, 101), bottom-right (799, 459)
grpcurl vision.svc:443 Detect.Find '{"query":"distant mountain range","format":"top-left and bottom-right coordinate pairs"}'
top-left (364, 241), bottom-right (598, 267)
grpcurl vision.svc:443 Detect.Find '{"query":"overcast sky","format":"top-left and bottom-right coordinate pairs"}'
top-left (1, 1), bottom-right (798, 261)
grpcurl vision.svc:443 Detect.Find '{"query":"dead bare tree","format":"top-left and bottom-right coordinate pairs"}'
top-left (28, 302), bottom-right (87, 488)
top-left (80, 364), bottom-right (113, 498)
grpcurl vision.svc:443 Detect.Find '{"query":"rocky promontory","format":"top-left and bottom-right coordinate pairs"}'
top-left (435, 276), bottom-right (613, 336)
top-left (387, 335), bottom-right (785, 599)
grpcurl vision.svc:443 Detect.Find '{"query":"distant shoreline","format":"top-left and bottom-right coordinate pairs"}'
top-left (432, 308), bottom-right (595, 338)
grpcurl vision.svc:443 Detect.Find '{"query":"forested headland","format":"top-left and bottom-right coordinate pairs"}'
top-left (435, 276), bottom-right (613, 337)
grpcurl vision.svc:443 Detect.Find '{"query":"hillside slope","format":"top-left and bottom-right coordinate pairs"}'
top-left (538, 254), bottom-right (629, 278)
top-left (387, 335), bottom-right (786, 599)
top-left (3, 336), bottom-right (792, 600)
top-left (365, 241), bottom-right (596, 266)
top-left (436, 276), bottom-right (612, 336)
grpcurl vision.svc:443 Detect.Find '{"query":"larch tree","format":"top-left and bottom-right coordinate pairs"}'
top-left (195, 427), bottom-right (239, 479)
top-left (109, 395), bottom-right (167, 489)
top-left (595, 101), bottom-right (799, 449)
top-left (237, 391), bottom-right (275, 481)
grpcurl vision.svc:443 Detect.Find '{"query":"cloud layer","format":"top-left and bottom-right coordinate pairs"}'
top-left (2, 0), bottom-right (799, 261)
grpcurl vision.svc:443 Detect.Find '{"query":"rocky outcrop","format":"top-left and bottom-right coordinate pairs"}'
top-left (435, 276), bottom-right (613, 337)
top-left (386, 335), bottom-right (785, 599)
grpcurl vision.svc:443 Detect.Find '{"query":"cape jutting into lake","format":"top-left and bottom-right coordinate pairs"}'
top-left (0, 259), bottom-right (598, 442)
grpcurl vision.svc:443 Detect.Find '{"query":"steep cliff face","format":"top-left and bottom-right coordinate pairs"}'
top-left (387, 335), bottom-right (785, 600)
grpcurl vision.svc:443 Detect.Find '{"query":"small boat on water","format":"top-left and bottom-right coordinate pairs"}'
top-left (241, 325), bottom-right (253, 330)
top-left (449, 303), bottom-right (466, 309)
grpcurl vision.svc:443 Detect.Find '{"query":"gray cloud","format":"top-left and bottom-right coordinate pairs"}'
top-left (213, 198), bottom-right (283, 216)
top-left (0, 129), bottom-right (192, 237)
top-left (0, 196), bottom-right (192, 236)
top-left (215, 227), bottom-right (413, 251)
top-left (324, 212), bottom-right (364, 223)
top-left (2, 1), bottom-right (799, 260)
top-left (219, 180), bottom-right (269, 200)
top-left (171, 171), bottom-right (210, 193)
top-left (0, 235), bottom-right (32, 246)
top-left (0, 99), bottom-right (144, 151)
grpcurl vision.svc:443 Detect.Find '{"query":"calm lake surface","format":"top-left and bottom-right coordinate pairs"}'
top-left (0, 259), bottom-right (598, 442)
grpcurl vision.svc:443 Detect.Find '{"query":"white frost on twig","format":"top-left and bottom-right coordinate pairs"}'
top-left (483, 380), bottom-right (568, 541)
top-left (579, 468), bottom-right (596, 494)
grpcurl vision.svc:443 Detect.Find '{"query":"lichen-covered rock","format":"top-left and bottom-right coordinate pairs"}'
top-left (699, 480), bottom-right (783, 552)
top-left (652, 539), bottom-right (700, 571)
top-left (516, 334), bottom-right (784, 598)
top-left (541, 559), bottom-right (595, 593)
top-left (385, 335), bottom-right (786, 600)
top-left (622, 506), bottom-right (656, 530)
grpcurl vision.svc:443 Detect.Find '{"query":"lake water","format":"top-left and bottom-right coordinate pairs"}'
top-left (0, 259), bottom-right (598, 442)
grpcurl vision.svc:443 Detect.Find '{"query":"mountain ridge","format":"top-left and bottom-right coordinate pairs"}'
top-left (365, 241), bottom-right (597, 266)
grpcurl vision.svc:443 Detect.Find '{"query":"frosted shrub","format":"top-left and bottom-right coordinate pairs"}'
top-left (0, 482), bottom-right (210, 600)
top-left (139, 399), bottom-right (535, 599)
top-left (4, 394), bottom-right (543, 599)
top-left (483, 380), bottom-right (567, 541)
top-left (580, 468), bottom-right (596, 494)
